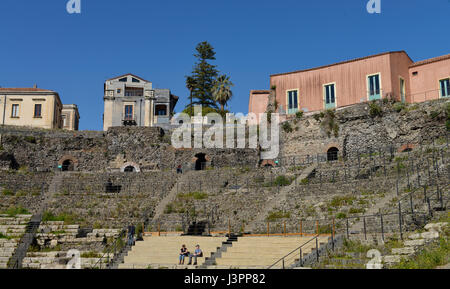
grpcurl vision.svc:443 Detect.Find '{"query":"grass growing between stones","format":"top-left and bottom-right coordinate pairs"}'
top-left (392, 215), bottom-right (449, 269)
top-left (264, 175), bottom-right (293, 187)
top-left (0, 232), bottom-right (13, 239)
top-left (266, 210), bottom-right (291, 222)
top-left (392, 237), bottom-right (449, 269)
top-left (42, 211), bottom-right (81, 225)
top-left (81, 251), bottom-right (102, 258)
top-left (0, 206), bottom-right (30, 216)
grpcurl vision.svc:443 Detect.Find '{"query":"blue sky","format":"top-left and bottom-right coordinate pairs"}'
top-left (0, 0), bottom-right (449, 130)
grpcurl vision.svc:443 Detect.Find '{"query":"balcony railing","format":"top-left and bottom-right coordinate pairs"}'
top-left (122, 115), bottom-right (137, 126)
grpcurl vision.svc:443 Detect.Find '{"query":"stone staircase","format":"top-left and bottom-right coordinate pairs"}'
top-left (7, 173), bottom-right (62, 268)
top-left (0, 214), bottom-right (31, 269)
top-left (200, 234), bottom-right (239, 268)
top-left (247, 164), bottom-right (317, 232)
top-left (7, 215), bottom-right (42, 268)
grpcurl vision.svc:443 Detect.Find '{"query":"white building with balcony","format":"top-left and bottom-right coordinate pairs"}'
top-left (102, 74), bottom-right (178, 131)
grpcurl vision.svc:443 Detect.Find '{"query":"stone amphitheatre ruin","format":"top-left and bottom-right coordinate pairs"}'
top-left (0, 98), bottom-right (448, 269)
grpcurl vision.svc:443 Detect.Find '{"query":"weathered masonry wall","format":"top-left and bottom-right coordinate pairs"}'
top-left (279, 98), bottom-right (450, 159)
top-left (0, 126), bottom-right (260, 172)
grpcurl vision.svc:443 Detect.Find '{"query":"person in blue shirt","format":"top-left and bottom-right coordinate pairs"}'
top-left (187, 245), bottom-right (203, 265)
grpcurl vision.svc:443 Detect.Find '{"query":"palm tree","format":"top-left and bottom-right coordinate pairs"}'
top-left (185, 76), bottom-right (196, 116)
top-left (212, 75), bottom-right (234, 113)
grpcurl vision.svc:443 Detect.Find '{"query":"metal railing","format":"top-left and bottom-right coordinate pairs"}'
top-left (268, 234), bottom-right (322, 269)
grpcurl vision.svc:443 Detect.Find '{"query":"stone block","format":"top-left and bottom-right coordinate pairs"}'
top-left (383, 255), bottom-right (401, 264)
top-left (404, 239), bottom-right (426, 247)
top-left (392, 247), bottom-right (415, 255)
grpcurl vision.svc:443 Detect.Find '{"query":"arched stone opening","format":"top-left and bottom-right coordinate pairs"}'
top-left (124, 166), bottom-right (136, 172)
top-left (398, 144), bottom-right (414, 153)
top-left (195, 153), bottom-right (207, 171)
top-left (62, 159), bottom-right (74, 171)
top-left (58, 156), bottom-right (78, 172)
top-left (120, 162), bottom-right (141, 173)
top-left (327, 147), bottom-right (339, 162)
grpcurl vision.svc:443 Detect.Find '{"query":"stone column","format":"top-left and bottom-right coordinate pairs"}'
top-left (150, 96), bottom-right (156, 127)
top-left (144, 98), bottom-right (151, 127)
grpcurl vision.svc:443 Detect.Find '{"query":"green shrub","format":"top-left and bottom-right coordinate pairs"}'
top-left (329, 195), bottom-right (356, 208)
top-left (295, 111), bottom-right (304, 119)
top-left (282, 122), bottom-right (293, 133)
top-left (348, 207), bottom-right (365, 214)
top-left (393, 237), bottom-right (449, 269)
top-left (0, 206), bottom-right (30, 216)
top-left (320, 110), bottom-right (339, 137)
top-left (265, 175), bottom-right (293, 187)
top-left (266, 111), bottom-right (272, 123)
top-left (42, 211), bottom-right (79, 224)
top-left (81, 251), bottom-right (102, 258)
top-left (24, 136), bottom-right (36, 144)
top-left (266, 211), bottom-right (291, 221)
top-left (369, 101), bottom-right (383, 117)
top-left (336, 212), bottom-right (347, 219)
top-left (178, 192), bottom-right (208, 200)
top-left (393, 102), bottom-right (406, 112)
top-left (2, 189), bottom-right (14, 196)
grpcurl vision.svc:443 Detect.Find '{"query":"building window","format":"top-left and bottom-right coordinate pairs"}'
top-left (367, 74), bottom-right (381, 100)
top-left (62, 115), bottom-right (67, 127)
top-left (155, 105), bottom-right (167, 116)
top-left (132, 78), bottom-right (140, 83)
top-left (119, 77), bottom-right (127, 82)
top-left (11, 104), bottom-right (19, 118)
top-left (324, 83), bottom-right (336, 109)
top-left (117, 89), bottom-right (121, 94)
top-left (34, 104), bottom-right (42, 118)
top-left (440, 78), bottom-right (450, 98)
top-left (124, 105), bottom-right (133, 120)
top-left (287, 90), bottom-right (298, 114)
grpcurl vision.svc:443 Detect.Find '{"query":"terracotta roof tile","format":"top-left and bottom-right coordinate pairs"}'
top-left (0, 88), bottom-right (54, 92)
top-left (410, 54), bottom-right (450, 68)
top-left (270, 51), bottom-right (411, 77)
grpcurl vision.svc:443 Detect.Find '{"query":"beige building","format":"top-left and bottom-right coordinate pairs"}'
top-left (0, 87), bottom-right (79, 130)
top-left (61, 104), bottom-right (80, 131)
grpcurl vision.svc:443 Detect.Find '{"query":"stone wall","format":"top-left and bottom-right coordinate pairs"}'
top-left (0, 126), bottom-right (260, 172)
top-left (279, 99), bottom-right (449, 159)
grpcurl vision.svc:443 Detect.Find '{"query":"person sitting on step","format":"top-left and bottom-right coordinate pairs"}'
top-left (179, 244), bottom-right (189, 265)
top-left (187, 245), bottom-right (203, 266)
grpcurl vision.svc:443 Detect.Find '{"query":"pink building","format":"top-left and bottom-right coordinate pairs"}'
top-left (249, 51), bottom-right (450, 120)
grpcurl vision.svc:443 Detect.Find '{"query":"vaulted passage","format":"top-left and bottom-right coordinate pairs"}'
top-left (327, 147), bottom-right (339, 162)
top-left (195, 153), bottom-right (207, 171)
top-left (62, 159), bottom-right (74, 171)
top-left (124, 166), bottom-right (136, 173)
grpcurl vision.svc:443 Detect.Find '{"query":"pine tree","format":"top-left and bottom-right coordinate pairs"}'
top-left (186, 41), bottom-right (219, 110)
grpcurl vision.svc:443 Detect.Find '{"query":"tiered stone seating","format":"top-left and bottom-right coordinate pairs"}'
top-left (119, 236), bottom-right (227, 269)
top-left (21, 222), bottom-right (120, 269)
top-left (0, 214), bottom-right (31, 269)
top-left (22, 251), bottom-right (115, 269)
top-left (213, 236), bottom-right (330, 269)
